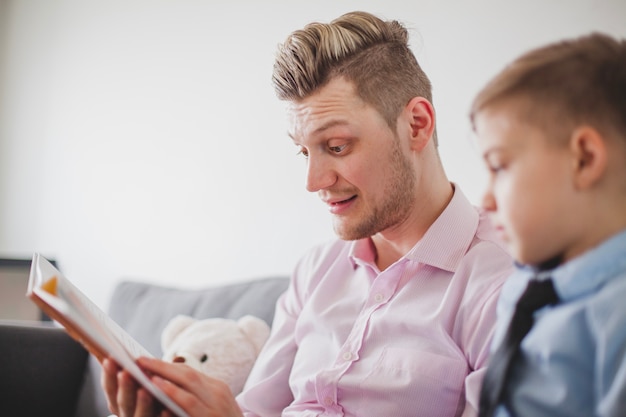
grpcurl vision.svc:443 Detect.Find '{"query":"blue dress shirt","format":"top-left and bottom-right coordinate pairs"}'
top-left (491, 229), bottom-right (626, 417)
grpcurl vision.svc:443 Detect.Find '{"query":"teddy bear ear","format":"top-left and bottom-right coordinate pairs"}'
top-left (237, 315), bottom-right (271, 355)
top-left (161, 314), bottom-right (197, 351)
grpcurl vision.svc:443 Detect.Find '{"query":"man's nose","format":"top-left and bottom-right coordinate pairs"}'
top-left (305, 155), bottom-right (336, 192)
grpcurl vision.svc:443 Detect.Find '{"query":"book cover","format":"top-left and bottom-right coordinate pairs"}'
top-left (26, 253), bottom-right (190, 417)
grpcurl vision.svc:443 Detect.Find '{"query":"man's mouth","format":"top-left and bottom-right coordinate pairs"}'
top-left (330, 195), bottom-right (356, 205)
top-left (326, 195), bottom-right (357, 214)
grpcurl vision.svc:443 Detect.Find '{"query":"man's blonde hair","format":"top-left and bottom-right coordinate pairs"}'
top-left (470, 32), bottom-right (626, 145)
top-left (272, 11), bottom-right (435, 142)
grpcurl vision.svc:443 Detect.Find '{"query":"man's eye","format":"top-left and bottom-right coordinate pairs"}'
top-left (329, 144), bottom-right (347, 154)
top-left (297, 148), bottom-right (309, 158)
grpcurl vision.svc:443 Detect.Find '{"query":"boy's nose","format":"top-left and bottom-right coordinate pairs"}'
top-left (481, 188), bottom-right (497, 212)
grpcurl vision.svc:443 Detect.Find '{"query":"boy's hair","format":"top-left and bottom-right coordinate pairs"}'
top-left (272, 11), bottom-right (436, 143)
top-left (470, 32), bottom-right (626, 145)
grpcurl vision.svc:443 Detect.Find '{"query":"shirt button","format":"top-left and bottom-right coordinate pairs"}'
top-left (374, 293), bottom-right (384, 302)
top-left (324, 397), bottom-right (334, 406)
top-left (343, 351), bottom-right (352, 361)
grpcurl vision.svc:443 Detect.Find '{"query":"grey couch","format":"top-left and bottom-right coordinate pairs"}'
top-left (0, 276), bottom-right (289, 417)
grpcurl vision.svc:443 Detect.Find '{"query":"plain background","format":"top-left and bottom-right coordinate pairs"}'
top-left (1, 0), bottom-right (625, 309)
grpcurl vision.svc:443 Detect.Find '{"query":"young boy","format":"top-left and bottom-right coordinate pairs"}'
top-left (470, 33), bottom-right (626, 417)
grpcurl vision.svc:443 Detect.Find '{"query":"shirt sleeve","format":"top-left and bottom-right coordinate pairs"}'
top-left (456, 242), bottom-right (512, 417)
top-left (236, 277), bottom-right (301, 417)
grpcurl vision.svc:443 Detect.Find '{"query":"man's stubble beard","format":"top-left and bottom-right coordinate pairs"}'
top-left (334, 138), bottom-right (416, 241)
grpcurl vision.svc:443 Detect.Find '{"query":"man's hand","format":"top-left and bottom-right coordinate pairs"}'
top-left (101, 356), bottom-right (244, 417)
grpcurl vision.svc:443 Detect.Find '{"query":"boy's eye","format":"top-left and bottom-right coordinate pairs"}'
top-left (484, 156), bottom-right (506, 174)
top-left (487, 163), bottom-right (505, 174)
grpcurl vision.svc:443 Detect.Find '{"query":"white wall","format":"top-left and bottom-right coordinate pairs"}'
top-left (1, 0), bottom-right (625, 309)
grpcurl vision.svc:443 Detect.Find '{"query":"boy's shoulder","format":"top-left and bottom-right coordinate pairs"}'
top-left (587, 272), bottom-right (626, 331)
top-left (546, 229), bottom-right (626, 339)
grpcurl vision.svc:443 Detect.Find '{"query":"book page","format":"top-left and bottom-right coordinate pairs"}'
top-left (55, 273), bottom-right (152, 359)
top-left (27, 253), bottom-right (190, 417)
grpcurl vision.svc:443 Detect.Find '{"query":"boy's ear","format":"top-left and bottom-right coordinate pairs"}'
top-left (570, 126), bottom-right (608, 189)
top-left (405, 97), bottom-right (435, 152)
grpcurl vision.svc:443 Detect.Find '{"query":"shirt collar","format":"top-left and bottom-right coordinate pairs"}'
top-left (348, 184), bottom-right (479, 272)
top-left (550, 229), bottom-right (626, 302)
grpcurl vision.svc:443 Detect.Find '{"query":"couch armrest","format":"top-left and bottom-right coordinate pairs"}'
top-left (0, 320), bottom-right (88, 417)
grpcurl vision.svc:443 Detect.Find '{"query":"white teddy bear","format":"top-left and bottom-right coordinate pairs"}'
top-left (161, 314), bottom-right (270, 395)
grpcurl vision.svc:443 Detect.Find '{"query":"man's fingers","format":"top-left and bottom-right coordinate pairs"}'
top-left (150, 373), bottom-right (240, 417)
top-left (138, 357), bottom-right (239, 413)
top-left (135, 388), bottom-right (159, 417)
top-left (102, 358), bottom-right (122, 415)
top-left (117, 369), bottom-right (139, 415)
top-left (102, 357), bottom-right (162, 417)
top-left (138, 358), bottom-right (223, 399)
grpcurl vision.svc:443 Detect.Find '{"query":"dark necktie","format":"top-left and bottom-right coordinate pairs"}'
top-left (478, 278), bottom-right (559, 417)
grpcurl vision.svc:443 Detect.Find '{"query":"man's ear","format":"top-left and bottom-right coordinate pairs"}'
top-left (570, 126), bottom-right (608, 189)
top-left (405, 96), bottom-right (435, 152)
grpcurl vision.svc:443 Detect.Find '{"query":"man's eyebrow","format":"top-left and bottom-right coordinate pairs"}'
top-left (313, 119), bottom-right (350, 135)
top-left (288, 119), bottom-right (351, 142)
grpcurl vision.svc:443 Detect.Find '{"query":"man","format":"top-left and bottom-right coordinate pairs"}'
top-left (102, 11), bottom-right (513, 417)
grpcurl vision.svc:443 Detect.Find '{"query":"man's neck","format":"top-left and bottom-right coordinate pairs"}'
top-left (372, 182), bottom-right (454, 271)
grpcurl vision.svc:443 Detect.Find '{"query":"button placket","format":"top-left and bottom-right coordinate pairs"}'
top-left (315, 260), bottom-right (408, 414)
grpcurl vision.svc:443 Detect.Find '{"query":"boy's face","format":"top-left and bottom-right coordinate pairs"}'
top-left (474, 100), bottom-right (579, 267)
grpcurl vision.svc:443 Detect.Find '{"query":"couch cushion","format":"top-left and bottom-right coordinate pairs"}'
top-left (108, 276), bottom-right (289, 357)
top-left (76, 276), bottom-right (289, 417)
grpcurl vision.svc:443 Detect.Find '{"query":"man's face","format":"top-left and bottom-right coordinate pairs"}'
top-left (287, 77), bottom-right (416, 240)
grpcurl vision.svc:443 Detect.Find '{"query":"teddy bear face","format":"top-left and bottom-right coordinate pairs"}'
top-left (164, 322), bottom-right (258, 381)
top-left (161, 315), bottom-right (270, 395)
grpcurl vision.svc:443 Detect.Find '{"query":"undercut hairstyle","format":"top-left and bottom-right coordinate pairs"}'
top-left (272, 11), bottom-right (436, 144)
top-left (470, 32), bottom-right (626, 146)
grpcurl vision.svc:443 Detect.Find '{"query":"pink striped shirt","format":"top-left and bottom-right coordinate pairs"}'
top-left (238, 187), bottom-right (513, 417)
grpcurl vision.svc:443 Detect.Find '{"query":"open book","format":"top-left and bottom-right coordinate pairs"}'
top-left (26, 253), bottom-right (190, 417)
